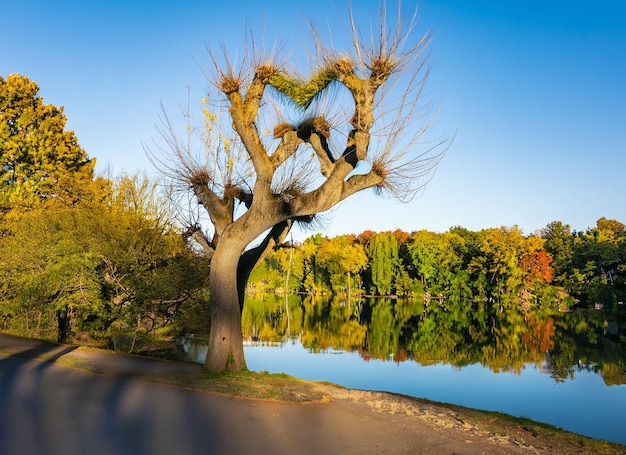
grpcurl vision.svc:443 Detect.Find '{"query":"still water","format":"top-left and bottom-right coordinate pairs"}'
top-left (188, 295), bottom-right (626, 444)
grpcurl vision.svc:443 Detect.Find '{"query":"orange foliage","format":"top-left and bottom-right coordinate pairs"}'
top-left (356, 230), bottom-right (375, 245)
top-left (520, 251), bottom-right (554, 284)
top-left (393, 229), bottom-right (410, 245)
top-left (393, 348), bottom-right (410, 364)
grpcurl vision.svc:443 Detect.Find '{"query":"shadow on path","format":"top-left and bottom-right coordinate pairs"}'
top-left (5, 344), bottom-right (77, 363)
top-left (0, 333), bottom-right (333, 455)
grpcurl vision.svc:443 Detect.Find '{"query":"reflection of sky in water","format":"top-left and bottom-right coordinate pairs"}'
top-left (244, 340), bottom-right (626, 445)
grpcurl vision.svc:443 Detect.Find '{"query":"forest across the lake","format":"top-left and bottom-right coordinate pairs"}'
top-left (248, 220), bottom-right (625, 315)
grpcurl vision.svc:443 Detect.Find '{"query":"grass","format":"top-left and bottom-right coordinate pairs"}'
top-left (169, 369), bottom-right (331, 402)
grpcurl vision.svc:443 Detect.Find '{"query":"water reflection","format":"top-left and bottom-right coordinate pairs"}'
top-left (241, 295), bottom-right (626, 386)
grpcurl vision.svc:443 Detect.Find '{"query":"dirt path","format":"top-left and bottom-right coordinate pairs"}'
top-left (1, 333), bottom-right (623, 454)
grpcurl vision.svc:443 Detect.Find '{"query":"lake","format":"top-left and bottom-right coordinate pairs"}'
top-left (186, 295), bottom-right (626, 444)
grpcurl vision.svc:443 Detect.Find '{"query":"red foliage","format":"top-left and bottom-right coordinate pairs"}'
top-left (522, 316), bottom-right (556, 354)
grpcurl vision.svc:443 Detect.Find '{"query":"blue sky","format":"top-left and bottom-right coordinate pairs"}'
top-left (2, 0), bottom-right (625, 239)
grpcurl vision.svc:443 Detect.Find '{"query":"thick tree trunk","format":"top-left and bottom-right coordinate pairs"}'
top-left (204, 237), bottom-right (247, 372)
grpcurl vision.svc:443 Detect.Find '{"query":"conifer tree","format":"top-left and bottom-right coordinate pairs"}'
top-left (0, 74), bottom-right (94, 216)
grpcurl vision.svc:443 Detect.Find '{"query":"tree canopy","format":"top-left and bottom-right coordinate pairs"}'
top-left (249, 217), bottom-right (626, 314)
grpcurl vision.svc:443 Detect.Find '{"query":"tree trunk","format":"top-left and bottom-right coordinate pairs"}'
top-left (204, 236), bottom-right (247, 372)
top-left (56, 308), bottom-right (71, 344)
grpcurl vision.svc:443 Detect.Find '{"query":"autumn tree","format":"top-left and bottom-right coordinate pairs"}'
top-left (154, 3), bottom-right (446, 372)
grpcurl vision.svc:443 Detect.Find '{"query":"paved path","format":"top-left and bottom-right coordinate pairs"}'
top-left (0, 333), bottom-right (529, 454)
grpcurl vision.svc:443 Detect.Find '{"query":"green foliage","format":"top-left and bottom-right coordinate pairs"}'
top-left (541, 221), bottom-right (575, 282)
top-left (239, 220), bottom-right (626, 388)
top-left (248, 259), bottom-right (286, 294)
top-left (241, 294), bottom-right (303, 341)
top-left (368, 232), bottom-right (399, 295)
top-left (247, 217), bottom-right (625, 313)
top-left (268, 67), bottom-right (338, 109)
top-left (0, 75), bottom-right (110, 342)
top-left (367, 298), bottom-right (402, 358)
top-left (0, 208), bottom-right (104, 341)
top-left (317, 235), bottom-right (367, 295)
top-left (300, 295), bottom-right (367, 353)
top-left (250, 234), bottom-right (368, 297)
top-left (300, 234), bottom-right (325, 295)
top-left (239, 292), bottom-right (626, 386)
top-left (0, 173), bottom-right (208, 344)
top-left (542, 218), bottom-right (626, 309)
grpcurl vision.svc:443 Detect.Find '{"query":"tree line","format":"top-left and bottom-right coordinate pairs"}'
top-left (248, 219), bottom-right (626, 314)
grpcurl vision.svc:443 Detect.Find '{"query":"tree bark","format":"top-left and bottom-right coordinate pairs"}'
top-left (204, 234), bottom-right (248, 372)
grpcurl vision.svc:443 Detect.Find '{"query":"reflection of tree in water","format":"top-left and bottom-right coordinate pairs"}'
top-left (546, 309), bottom-right (626, 385)
top-left (241, 295), bottom-right (303, 342)
top-left (241, 295), bottom-right (626, 384)
top-left (300, 296), bottom-right (367, 353)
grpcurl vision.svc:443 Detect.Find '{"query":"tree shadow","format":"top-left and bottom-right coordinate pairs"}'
top-left (6, 344), bottom-right (78, 363)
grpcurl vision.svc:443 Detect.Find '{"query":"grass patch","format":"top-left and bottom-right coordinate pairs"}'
top-left (149, 369), bottom-right (330, 403)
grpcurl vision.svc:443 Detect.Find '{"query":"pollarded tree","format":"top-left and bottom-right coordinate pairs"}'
top-left (0, 74), bottom-right (95, 215)
top-left (154, 3), bottom-right (447, 372)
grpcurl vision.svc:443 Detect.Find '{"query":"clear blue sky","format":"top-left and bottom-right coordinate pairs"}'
top-left (2, 0), bottom-right (625, 238)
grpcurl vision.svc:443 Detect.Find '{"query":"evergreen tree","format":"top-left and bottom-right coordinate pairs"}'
top-left (0, 74), bottom-right (94, 216)
top-left (368, 232), bottom-right (399, 295)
